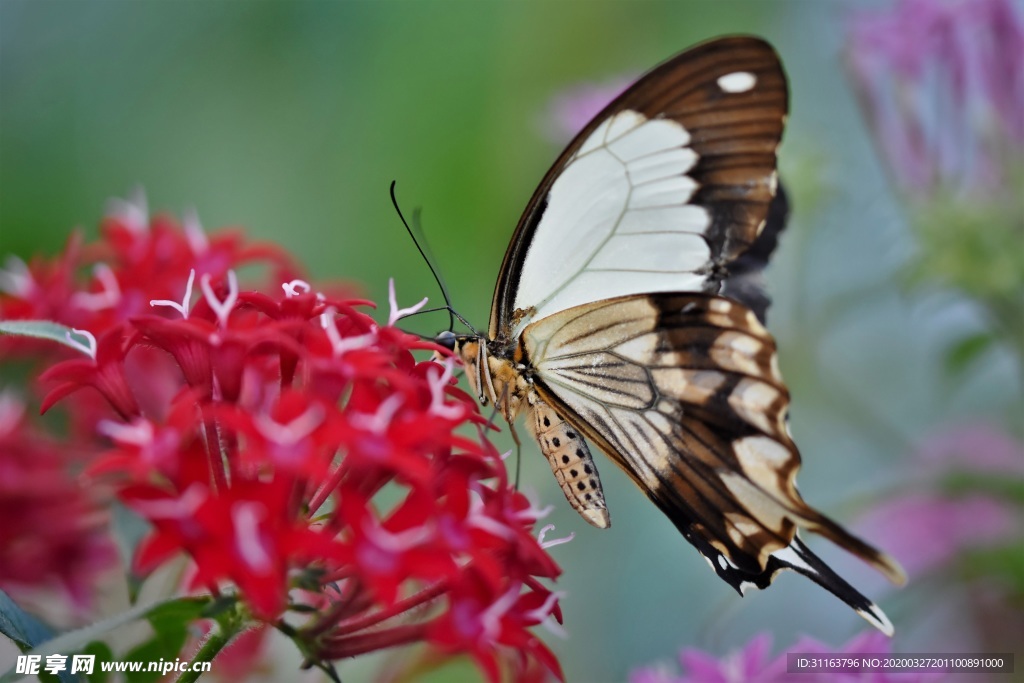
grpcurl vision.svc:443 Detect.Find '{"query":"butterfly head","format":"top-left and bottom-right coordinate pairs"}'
top-left (433, 330), bottom-right (458, 352)
top-left (433, 330), bottom-right (494, 405)
top-left (433, 330), bottom-right (480, 365)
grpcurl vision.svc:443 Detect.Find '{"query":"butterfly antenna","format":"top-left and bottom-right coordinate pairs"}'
top-left (411, 205), bottom-right (456, 312)
top-left (390, 181), bottom-right (456, 332)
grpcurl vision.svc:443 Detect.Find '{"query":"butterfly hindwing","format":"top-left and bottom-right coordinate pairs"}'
top-left (521, 293), bottom-right (904, 632)
top-left (491, 36), bottom-right (788, 340)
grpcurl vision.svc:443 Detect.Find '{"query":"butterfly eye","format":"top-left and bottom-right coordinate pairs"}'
top-left (434, 330), bottom-right (457, 351)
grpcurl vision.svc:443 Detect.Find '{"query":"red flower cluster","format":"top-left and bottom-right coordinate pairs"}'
top-left (0, 191), bottom-right (567, 681)
top-left (0, 392), bottom-right (114, 609)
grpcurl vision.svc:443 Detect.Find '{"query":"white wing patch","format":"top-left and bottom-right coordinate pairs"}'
top-left (512, 109), bottom-right (710, 335)
top-left (717, 71), bottom-right (757, 93)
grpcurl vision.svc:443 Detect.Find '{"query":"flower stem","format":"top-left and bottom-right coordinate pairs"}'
top-left (328, 579), bottom-right (448, 636)
top-left (201, 411), bottom-right (229, 491)
top-left (175, 619), bottom-right (243, 683)
top-left (323, 622), bottom-right (428, 658)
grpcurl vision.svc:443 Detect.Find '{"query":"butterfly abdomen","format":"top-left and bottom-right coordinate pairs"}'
top-left (454, 336), bottom-right (612, 529)
top-left (527, 391), bottom-right (610, 529)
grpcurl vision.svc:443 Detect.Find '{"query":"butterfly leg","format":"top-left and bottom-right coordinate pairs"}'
top-left (527, 391), bottom-right (610, 529)
top-left (496, 379), bottom-right (525, 490)
top-left (508, 413), bottom-right (524, 490)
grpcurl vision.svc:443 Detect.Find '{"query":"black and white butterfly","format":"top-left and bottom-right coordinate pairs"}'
top-left (434, 36), bottom-right (905, 634)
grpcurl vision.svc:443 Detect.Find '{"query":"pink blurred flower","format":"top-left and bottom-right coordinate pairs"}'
top-left (847, 0), bottom-right (1024, 196)
top-left (857, 422), bottom-right (1022, 580)
top-left (630, 631), bottom-right (944, 683)
top-left (541, 76), bottom-right (633, 144)
top-left (858, 494), bottom-right (1015, 579)
top-left (913, 421), bottom-right (1024, 476)
top-left (784, 632), bottom-right (941, 682)
top-left (678, 632), bottom-right (783, 683)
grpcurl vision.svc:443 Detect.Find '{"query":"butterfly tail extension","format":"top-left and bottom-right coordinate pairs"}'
top-left (770, 536), bottom-right (896, 637)
top-left (528, 390), bottom-right (610, 529)
top-left (795, 508), bottom-right (907, 586)
top-left (673, 509), bottom-right (897, 636)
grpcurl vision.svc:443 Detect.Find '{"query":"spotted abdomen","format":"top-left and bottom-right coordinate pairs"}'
top-left (528, 392), bottom-right (610, 529)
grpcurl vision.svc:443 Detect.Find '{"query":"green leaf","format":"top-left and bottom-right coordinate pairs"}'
top-left (0, 589), bottom-right (55, 652)
top-left (123, 600), bottom-right (210, 683)
top-left (962, 543), bottom-right (1024, 597)
top-left (199, 595), bottom-right (239, 621)
top-left (80, 641), bottom-right (114, 683)
top-left (109, 502), bottom-right (151, 603)
top-left (0, 597), bottom-right (211, 683)
top-left (944, 332), bottom-right (996, 376)
top-left (941, 472), bottom-right (1024, 505)
top-left (0, 591), bottom-right (78, 682)
top-left (0, 320), bottom-right (94, 356)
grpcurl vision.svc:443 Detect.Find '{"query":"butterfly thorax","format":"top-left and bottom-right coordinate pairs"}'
top-left (449, 334), bottom-right (530, 420)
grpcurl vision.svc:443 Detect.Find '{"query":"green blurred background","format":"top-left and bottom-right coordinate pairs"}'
top-left (2, 1), bottom-right (1020, 681)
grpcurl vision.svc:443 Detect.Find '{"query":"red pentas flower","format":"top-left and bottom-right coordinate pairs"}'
top-left (1, 191), bottom-right (569, 682)
top-left (0, 391), bottom-right (116, 610)
top-left (40, 326), bottom-right (141, 419)
top-left (1, 189), bottom-right (300, 345)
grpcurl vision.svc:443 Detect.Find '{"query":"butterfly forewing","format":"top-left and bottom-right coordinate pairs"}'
top-left (491, 36), bottom-right (788, 340)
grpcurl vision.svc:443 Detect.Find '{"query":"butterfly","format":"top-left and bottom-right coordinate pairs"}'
top-left (434, 35), bottom-right (906, 634)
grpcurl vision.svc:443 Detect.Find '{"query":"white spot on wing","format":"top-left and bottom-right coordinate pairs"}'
top-left (724, 513), bottom-right (765, 548)
top-left (729, 383), bottom-right (784, 435)
top-left (733, 438), bottom-right (786, 491)
top-left (651, 367), bottom-right (725, 405)
top-left (717, 71), bottom-right (757, 93)
top-left (711, 332), bottom-right (763, 376)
